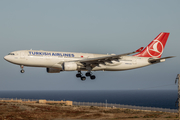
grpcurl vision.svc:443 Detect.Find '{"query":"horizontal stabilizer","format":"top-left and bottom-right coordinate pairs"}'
top-left (136, 47), bottom-right (144, 52)
top-left (148, 56), bottom-right (175, 64)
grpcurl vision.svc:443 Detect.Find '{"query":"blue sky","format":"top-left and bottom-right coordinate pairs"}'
top-left (0, 0), bottom-right (180, 90)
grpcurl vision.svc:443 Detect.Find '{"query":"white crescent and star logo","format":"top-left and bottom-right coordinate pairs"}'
top-left (147, 39), bottom-right (163, 57)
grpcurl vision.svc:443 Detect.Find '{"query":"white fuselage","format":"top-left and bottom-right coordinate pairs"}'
top-left (4, 50), bottom-right (153, 71)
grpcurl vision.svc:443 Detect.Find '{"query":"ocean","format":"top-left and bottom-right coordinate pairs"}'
top-left (0, 90), bottom-right (177, 109)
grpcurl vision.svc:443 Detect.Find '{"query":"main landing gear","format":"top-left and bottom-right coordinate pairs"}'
top-left (20, 65), bottom-right (25, 73)
top-left (76, 71), bottom-right (96, 81)
top-left (85, 72), bottom-right (96, 80)
top-left (76, 71), bottom-right (86, 81)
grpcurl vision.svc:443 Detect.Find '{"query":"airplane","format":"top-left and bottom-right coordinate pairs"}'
top-left (4, 32), bottom-right (174, 81)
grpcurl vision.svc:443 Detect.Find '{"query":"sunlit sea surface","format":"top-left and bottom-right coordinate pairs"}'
top-left (0, 90), bottom-right (177, 109)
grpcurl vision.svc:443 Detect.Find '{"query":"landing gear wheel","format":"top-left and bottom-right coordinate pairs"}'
top-left (76, 73), bottom-right (81, 78)
top-left (85, 72), bottom-right (91, 77)
top-left (81, 76), bottom-right (86, 81)
top-left (20, 70), bottom-right (25, 73)
top-left (20, 65), bottom-right (25, 73)
top-left (90, 75), bottom-right (96, 80)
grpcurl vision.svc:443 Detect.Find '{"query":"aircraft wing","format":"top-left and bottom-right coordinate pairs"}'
top-left (148, 56), bottom-right (175, 64)
top-left (75, 47), bottom-right (144, 65)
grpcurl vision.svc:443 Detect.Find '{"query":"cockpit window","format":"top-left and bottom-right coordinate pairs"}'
top-left (8, 53), bottom-right (15, 55)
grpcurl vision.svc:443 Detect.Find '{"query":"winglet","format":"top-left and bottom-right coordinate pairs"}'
top-left (135, 47), bottom-right (144, 52)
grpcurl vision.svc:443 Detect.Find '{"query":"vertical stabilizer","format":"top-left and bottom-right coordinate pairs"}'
top-left (134, 32), bottom-right (170, 58)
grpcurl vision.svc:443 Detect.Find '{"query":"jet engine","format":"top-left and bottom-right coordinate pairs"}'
top-left (63, 62), bottom-right (77, 71)
top-left (46, 68), bottom-right (61, 73)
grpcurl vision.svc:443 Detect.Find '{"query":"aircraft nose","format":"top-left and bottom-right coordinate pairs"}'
top-left (4, 55), bottom-right (16, 64)
top-left (4, 55), bottom-right (10, 61)
top-left (4, 56), bottom-right (7, 60)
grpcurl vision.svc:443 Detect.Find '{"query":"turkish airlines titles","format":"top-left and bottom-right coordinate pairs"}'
top-left (28, 51), bottom-right (75, 57)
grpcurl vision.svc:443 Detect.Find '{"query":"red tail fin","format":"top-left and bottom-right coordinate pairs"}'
top-left (134, 32), bottom-right (170, 58)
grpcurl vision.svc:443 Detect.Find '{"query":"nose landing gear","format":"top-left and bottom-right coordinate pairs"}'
top-left (20, 65), bottom-right (25, 73)
top-left (20, 70), bottom-right (25, 73)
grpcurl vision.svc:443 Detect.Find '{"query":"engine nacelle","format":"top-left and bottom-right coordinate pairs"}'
top-left (63, 62), bottom-right (77, 71)
top-left (46, 68), bottom-right (61, 73)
